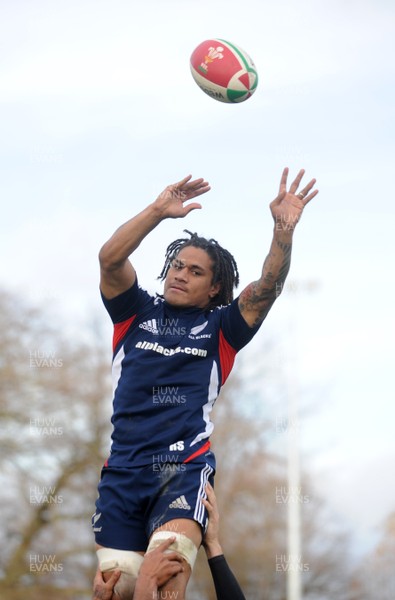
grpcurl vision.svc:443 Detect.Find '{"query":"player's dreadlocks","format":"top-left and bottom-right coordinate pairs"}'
top-left (158, 230), bottom-right (239, 309)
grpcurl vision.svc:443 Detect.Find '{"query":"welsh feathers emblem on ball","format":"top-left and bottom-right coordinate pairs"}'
top-left (190, 38), bottom-right (258, 103)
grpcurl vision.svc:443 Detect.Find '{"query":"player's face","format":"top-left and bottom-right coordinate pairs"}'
top-left (163, 246), bottom-right (220, 309)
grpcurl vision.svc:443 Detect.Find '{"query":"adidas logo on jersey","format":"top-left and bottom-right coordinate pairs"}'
top-left (169, 495), bottom-right (191, 510)
top-left (139, 319), bottom-right (159, 334)
top-left (139, 319), bottom-right (187, 336)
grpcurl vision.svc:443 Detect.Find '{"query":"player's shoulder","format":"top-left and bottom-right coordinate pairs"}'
top-left (210, 299), bottom-right (237, 318)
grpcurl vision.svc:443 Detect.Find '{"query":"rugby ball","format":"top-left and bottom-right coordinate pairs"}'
top-left (190, 38), bottom-right (258, 104)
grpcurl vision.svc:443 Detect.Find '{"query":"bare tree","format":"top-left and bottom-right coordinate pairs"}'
top-left (0, 290), bottom-right (111, 599)
top-left (349, 512), bottom-right (395, 600)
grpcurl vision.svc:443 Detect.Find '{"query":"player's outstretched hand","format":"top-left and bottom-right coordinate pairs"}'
top-left (154, 175), bottom-right (211, 219)
top-left (270, 168), bottom-right (318, 232)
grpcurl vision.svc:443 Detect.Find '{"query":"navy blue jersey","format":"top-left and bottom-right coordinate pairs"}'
top-left (101, 280), bottom-right (261, 468)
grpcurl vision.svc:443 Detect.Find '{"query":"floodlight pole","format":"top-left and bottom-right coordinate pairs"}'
top-left (286, 369), bottom-right (302, 600)
top-left (284, 279), bottom-right (319, 600)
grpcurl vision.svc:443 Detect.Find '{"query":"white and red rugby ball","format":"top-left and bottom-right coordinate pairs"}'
top-left (190, 38), bottom-right (258, 104)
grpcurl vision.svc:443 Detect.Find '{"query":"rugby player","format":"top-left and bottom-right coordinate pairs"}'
top-left (92, 168), bottom-right (318, 599)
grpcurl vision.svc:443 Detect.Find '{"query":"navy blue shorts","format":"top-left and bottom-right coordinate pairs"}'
top-left (92, 460), bottom-right (215, 551)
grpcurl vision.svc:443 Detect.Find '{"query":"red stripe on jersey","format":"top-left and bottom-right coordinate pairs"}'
top-left (219, 330), bottom-right (237, 385)
top-left (113, 315), bottom-right (137, 352)
top-left (183, 440), bottom-right (211, 464)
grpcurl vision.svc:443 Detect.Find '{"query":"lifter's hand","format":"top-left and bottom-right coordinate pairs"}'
top-left (201, 482), bottom-right (223, 559)
top-left (154, 175), bottom-right (210, 219)
top-left (92, 567), bottom-right (120, 600)
top-left (270, 168), bottom-right (318, 233)
top-left (135, 537), bottom-right (184, 591)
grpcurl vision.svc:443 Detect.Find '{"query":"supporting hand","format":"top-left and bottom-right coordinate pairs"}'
top-left (92, 567), bottom-right (121, 600)
top-left (133, 537), bottom-right (184, 599)
top-left (202, 482), bottom-right (223, 559)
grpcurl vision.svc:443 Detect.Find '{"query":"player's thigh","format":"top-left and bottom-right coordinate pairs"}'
top-left (146, 461), bottom-right (215, 582)
top-left (92, 466), bottom-right (149, 551)
top-left (146, 461), bottom-right (215, 539)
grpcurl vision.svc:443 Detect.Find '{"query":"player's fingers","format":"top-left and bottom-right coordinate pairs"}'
top-left (180, 183), bottom-right (210, 203)
top-left (185, 181), bottom-right (210, 197)
top-left (302, 188), bottom-right (319, 205)
top-left (154, 537), bottom-right (177, 552)
top-left (169, 562), bottom-right (184, 574)
top-left (289, 169), bottom-right (305, 194)
top-left (180, 177), bottom-right (209, 195)
top-left (206, 481), bottom-right (214, 491)
top-left (205, 482), bottom-right (215, 504)
top-left (157, 562), bottom-right (184, 587)
top-left (185, 177), bottom-right (205, 188)
top-left (106, 570), bottom-right (121, 587)
top-left (189, 184), bottom-right (210, 198)
top-left (296, 177), bottom-right (317, 203)
top-left (175, 174), bottom-right (192, 188)
top-left (164, 551), bottom-right (183, 563)
top-left (278, 167), bottom-right (289, 194)
top-left (201, 496), bottom-right (211, 513)
top-left (297, 178), bottom-right (316, 198)
top-left (182, 202), bottom-right (202, 215)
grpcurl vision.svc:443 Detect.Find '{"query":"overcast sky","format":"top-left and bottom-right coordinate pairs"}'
top-left (1, 0), bottom-right (394, 557)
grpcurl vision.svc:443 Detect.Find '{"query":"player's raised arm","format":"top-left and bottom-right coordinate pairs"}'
top-left (98, 175), bottom-right (210, 299)
top-left (238, 168), bottom-right (318, 327)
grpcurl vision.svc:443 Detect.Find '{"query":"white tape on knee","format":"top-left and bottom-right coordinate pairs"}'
top-left (97, 547), bottom-right (143, 578)
top-left (146, 531), bottom-right (198, 570)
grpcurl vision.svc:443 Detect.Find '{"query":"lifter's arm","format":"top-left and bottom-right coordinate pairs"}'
top-left (99, 175), bottom-right (210, 299)
top-left (202, 483), bottom-right (246, 600)
top-left (238, 168), bottom-right (318, 327)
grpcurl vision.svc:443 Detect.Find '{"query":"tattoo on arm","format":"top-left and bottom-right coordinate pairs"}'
top-left (239, 239), bottom-right (293, 326)
top-left (275, 240), bottom-right (292, 292)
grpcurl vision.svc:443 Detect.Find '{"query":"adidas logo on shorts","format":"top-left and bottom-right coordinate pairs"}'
top-left (169, 495), bottom-right (191, 510)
